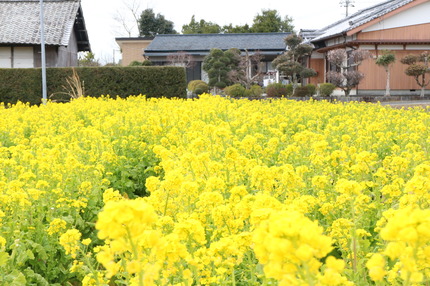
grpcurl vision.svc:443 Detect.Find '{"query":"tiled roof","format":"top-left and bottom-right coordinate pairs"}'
top-left (144, 33), bottom-right (290, 55)
top-left (310, 0), bottom-right (414, 42)
top-left (0, 0), bottom-right (87, 47)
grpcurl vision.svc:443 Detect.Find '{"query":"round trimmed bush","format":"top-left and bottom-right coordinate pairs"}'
top-left (266, 83), bottom-right (289, 97)
top-left (293, 86), bottom-right (309, 97)
top-left (319, 83), bottom-right (336, 97)
top-left (246, 85), bottom-right (263, 97)
top-left (188, 80), bottom-right (209, 95)
top-left (307, 84), bottom-right (317, 96)
top-left (224, 84), bottom-right (246, 97)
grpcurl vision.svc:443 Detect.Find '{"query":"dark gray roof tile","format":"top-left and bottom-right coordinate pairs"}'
top-left (145, 33), bottom-right (290, 53)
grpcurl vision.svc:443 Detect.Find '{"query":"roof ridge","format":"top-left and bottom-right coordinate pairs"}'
top-left (155, 32), bottom-right (291, 37)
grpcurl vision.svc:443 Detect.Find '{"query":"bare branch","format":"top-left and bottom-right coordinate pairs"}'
top-left (113, 0), bottom-right (143, 37)
top-left (167, 51), bottom-right (196, 68)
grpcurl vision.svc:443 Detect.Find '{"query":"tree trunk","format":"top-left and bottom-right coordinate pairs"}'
top-left (385, 68), bottom-right (390, 97)
top-left (421, 87), bottom-right (425, 97)
top-left (344, 87), bottom-right (351, 96)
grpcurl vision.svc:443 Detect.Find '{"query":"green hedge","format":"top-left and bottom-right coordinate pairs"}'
top-left (0, 66), bottom-right (187, 105)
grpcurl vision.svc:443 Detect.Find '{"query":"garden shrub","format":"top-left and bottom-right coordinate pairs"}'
top-left (294, 86), bottom-right (310, 97)
top-left (319, 83), bottom-right (336, 97)
top-left (188, 80), bottom-right (206, 92)
top-left (266, 83), bottom-right (288, 97)
top-left (129, 60), bottom-right (153, 66)
top-left (224, 84), bottom-right (246, 97)
top-left (285, 83), bottom-right (294, 96)
top-left (244, 85), bottom-right (263, 97)
top-left (0, 66), bottom-right (187, 105)
top-left (194, 83), bottom-right (209, 95)
top-left (188, 80), bottom-right (209, 95)
top-left (307, 84), bottom-right (317, 96)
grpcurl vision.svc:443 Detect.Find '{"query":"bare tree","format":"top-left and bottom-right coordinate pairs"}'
top-left (228, 50), bottom-right (264, 89)
top-left (167, 51), bottom-right (195, 68)
top-left (113, 0), bottom-right (143, 37)
top-left (326, 48), bottom-right (371, 96)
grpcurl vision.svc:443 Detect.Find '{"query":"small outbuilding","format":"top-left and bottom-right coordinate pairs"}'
top-left (143, 33), bottom-right (290, 83)
top-left (0, 0), bottom-right (91, 68)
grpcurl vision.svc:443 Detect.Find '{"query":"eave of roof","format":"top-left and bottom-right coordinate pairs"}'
top-left (115, 37), bottom-right (154, 41)
top-left (74, 5), bottom-right (90, 52)
top-left (315, 39), bottom-right (430, 52)
top-left (145, 49), bottom-right (285, 58)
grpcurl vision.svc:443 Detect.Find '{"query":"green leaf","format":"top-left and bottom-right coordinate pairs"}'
top-left (0, 251), bottom-right (9, 267)
top-left (5, 270), bottom-right (27, 286)
top-left (26, 249), bottom-right (34, 260)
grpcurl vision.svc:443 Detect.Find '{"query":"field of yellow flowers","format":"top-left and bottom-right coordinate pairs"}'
top-left (0, 95), bottom-right (429, 285)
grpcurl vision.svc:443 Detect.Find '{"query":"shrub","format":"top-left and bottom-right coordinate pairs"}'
top-left (293, 86), bottom-right (309, 97)
top-left (245, 85), bottom-right (263, 97)
top-left (188, 80), bottom-right (209, 95)
top-left (188, 80), bottom-right (206, 91)
top-left (224, 84), bottom-right (246, 97)
top-left (194, 83), bottom-right (209, 95)
top-left (307, 84), bottom-right (317, 96)
top-left (318, 83), bottom-right (336, 97)
top-left (129, 60), bottom-right (152, 66)
top-left (285, 84), bottom-right (294, 96)
top-left (266, 83), bottom-right (288, 97)
top-left (0, 66), bottom-right (187, 105)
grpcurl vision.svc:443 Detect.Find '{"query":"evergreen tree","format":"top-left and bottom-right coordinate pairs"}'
top-left (272, 34), bottom-right (316, 93)
top-left (138, 8), bottom-right (177, 37)
top-left (401, 52), bottom-right (430, 97)
top-left (251, 9), bottom-right (294, 33)
top-left (182, 15), bottom-right (221, 34)
top-left (203, 48), bottom-right (241, 92)
top-left (375, 50), bottom-right (396, 97)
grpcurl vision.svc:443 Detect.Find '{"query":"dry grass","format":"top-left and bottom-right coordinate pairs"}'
top-left (49, 68), bottom-right (84, 102)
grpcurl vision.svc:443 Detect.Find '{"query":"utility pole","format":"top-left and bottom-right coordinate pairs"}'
top-left (340, 0), bottom-right (355, 17)
top-left (40, 0), bottom-right (47, 104)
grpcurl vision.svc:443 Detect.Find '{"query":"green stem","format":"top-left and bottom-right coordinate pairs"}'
top-left (125, 226), bottom-right (143, 286)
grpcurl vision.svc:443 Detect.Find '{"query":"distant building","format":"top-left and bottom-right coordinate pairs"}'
top-left (115, 37), bottom-right (154, 66)
top-left (304, 0), bottom-right (430, 95)
top-left (143, 33), bottom-right (289, 83)
top-left (0, 0), bottom-right (91, 68)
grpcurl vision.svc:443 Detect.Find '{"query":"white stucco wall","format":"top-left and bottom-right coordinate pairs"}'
top-left (363, 1), bottom-right (430, 32)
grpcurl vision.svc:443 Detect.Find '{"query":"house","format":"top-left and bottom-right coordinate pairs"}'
top-left (304, 0), bottom-right (430, 96)
top-left (143, 33), bottom-right (290, 83)
top-left (115, 37), bottom-right (154, 66)
top-left (0, 0), bottom-right (91, 68)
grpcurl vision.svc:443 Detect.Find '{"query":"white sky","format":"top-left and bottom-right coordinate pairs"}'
top-left (80, 0), bottom-right (382, 64)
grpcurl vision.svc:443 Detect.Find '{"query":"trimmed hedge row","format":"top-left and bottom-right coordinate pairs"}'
top-left (0, 66), bottom-right (187, 105)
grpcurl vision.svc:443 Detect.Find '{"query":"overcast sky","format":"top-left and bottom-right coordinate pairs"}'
top-left (80, 0), bottom-right (382, 64)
